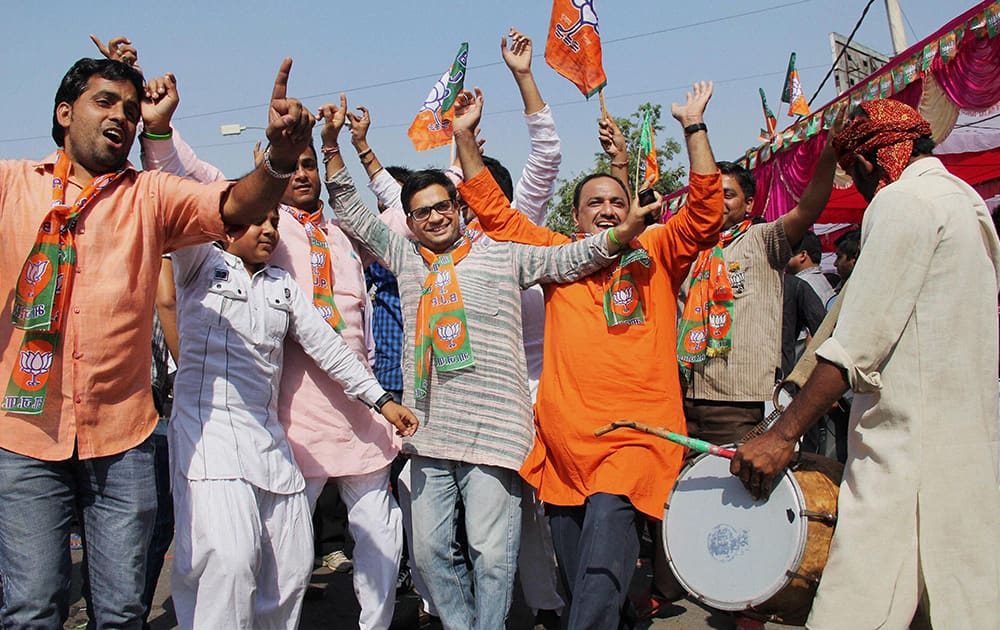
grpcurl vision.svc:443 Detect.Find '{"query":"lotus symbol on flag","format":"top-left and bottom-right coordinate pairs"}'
top-left (417, 80), bottom-right (452, 132)
top-left (310, 251), bottom-right (325, 268)
top-left (435, 270), bottom-right (451, 294)
top-left (19, 350), bottom-right (53, 387)
top-left (436, 322), bottom-right (461, 349)
top-left (612, 286), bottom-right (633, 307)
top-left (25, 259), bottom-right (50, 286)
top-left (555, 0), bottom-right (600, 52)
top-left (317, 305), bottom-right (333, 320)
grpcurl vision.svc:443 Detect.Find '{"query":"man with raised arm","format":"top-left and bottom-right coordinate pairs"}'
top-left (342, 27), bottom-right (568, 625)
top-left (136, 80), bottom-right (407, 630)
top-left (677, 129), bottom-right (839, 449)
top-left (319, 91), bottom-right (657, 628)
top-left (0, 54), bottom-right (313, 628)
top-left (455, 82), bottom-right (723, 627)
top-left (732, 99), bottom-right (1000, 629)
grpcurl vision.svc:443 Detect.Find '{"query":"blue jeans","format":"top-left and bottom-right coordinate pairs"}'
top-left (409, 456), bottom-right (521, 630)
top-left (0, 439), bottom-right (157, 629)
top-left (549, 493), bottom-right (644, 630)
top-left (140, 432), bottom-right (174, 629)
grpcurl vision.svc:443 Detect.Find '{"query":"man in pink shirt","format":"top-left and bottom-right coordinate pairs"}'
top-left (141, 89), bottom-right (405, 630)
top-left (0, 55), bottom-right (314, 628)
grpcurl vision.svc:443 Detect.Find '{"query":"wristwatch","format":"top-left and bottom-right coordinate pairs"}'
top-left (373, 392), bottom-right (394, 413)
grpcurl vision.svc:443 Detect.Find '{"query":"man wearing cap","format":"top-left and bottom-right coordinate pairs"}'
top-left (732, 99), bottom-right (1000, 628)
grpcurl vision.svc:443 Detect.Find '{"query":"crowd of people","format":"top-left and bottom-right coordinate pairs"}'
top-left (0, 28), bottom-right (997, 630)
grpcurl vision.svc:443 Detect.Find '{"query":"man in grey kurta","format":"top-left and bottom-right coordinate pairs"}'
top-left (732, 100), bottom-right (1000, 628)
top-left (321, 104), bottom-right (657, 627)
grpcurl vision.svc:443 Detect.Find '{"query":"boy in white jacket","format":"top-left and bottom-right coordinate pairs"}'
top-left (169, 208), bottom-right (417, 630)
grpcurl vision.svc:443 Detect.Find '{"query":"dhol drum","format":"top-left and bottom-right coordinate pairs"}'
top-left (663, 452), bottom-right (842, 625)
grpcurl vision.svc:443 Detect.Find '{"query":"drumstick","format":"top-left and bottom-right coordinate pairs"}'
top-left (593, 420), bottom-right (736, 459)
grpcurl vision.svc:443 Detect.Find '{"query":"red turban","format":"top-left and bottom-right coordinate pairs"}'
top-left (832, 99), bottom-right (932, 191)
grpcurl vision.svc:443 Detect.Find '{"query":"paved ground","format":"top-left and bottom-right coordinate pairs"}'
top-left (58, 544), bottom-right (798, 629)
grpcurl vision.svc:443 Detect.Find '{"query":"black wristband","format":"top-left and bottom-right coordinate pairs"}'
top-left (372, 392), bottom-right (394, 413)
top-left (683, 122), bottom-right (708, 136)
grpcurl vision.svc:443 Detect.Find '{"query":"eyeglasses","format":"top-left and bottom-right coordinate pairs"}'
top-left (407, 199), bottom-right (457, 222)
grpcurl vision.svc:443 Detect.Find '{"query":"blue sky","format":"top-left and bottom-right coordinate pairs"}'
top-left (0, 0), bottom-right (967, 194)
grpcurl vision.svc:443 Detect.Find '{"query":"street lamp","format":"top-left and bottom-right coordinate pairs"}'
top-left (220, 124), bottom-right (265, 136)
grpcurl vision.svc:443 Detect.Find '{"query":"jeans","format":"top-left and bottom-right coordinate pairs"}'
top-left (409, 456), bottom-right (521, 630)
top-left (549, 493), bottom-right (644, 630)
top-left (0, 438), bottom-right (157, 629)
top-left (140, 432), bottom-right (174, 629)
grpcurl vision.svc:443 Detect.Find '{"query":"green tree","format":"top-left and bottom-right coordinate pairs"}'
top-left (545, 103), bottom-right (686, 235)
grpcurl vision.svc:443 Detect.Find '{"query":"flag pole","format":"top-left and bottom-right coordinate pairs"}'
top-left (598, 89), bottom-right (609, 120)
top-left (634, 141), bottom-right (642, 196)
top-left (449, 136), bottom-right (456, 167)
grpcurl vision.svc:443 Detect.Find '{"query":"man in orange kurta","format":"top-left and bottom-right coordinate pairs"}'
top-left (454, 82), bottom-right (723, 627)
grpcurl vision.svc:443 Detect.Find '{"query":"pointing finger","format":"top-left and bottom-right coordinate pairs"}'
top-left (271, 57), bottom-right (292, 103)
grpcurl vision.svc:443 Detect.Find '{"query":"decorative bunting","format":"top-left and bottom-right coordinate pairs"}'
top-left (728, 1), bottom-right (999, 175)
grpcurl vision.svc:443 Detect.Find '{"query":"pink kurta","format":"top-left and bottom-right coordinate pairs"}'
top-left (270, 209), bottom-right (399, 478)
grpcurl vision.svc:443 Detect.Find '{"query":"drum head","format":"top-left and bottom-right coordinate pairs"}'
top-left (663, 453), bottom-right (808, 611)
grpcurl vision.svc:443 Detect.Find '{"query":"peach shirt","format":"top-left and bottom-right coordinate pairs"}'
top-left (0, 154), bottom-right (231, 461)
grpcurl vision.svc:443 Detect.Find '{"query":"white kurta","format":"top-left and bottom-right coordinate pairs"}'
top-left (810, 157), bottom-right (1000, 629)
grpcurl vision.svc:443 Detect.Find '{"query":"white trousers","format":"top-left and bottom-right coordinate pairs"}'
top-left (305, 465), bottom-right (402, 630)
top-left (171, 478), bottom-right (313, 630)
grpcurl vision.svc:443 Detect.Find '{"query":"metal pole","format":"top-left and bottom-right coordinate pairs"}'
top-left (885, 0), bottom-right (908, 54)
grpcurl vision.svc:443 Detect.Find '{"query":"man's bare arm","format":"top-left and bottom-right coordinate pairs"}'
top-left (672, 81), bottom-right (716, 176)
top-left (781, 111), bottom-right (847, 246)
top-left (731, 359), bottom-right (849, 499)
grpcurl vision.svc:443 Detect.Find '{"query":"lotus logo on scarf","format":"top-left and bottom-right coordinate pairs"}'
top-left (316, 305), bottom-right (333, 320)
top-left (683, 327), bottom-right (707, 354)
top-left (436, 321), bottom-right (462, 349)
top-left (17, 255), bottom-right (54, 302)
top-left (611, 286), bottom-right (637, 317)
top-left (310, 251), bottom-right (326, 268)
top-left (708, 311), bottom-right (729, 339)
top-left (24, 259), bottom-right (50, 287)
top-left (434, 270), bottom-right (452, 294)
top-left (19, 350), bottom-right (53, 387)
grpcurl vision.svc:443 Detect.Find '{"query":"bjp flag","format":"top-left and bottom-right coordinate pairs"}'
top-left (408, 43), bottom-right (469, 152)
top-left (781, 52), bottom-right (811, 118)
top-left (545, 0), bottom-right (607, 98)
top-left (639, 110), bottom-right (659, 185)
top-left (759, 87), bottom-right (777, 140)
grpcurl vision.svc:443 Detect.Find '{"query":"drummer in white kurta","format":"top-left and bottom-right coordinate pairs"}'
top-left (731, 100), bottom-right (1000, 629)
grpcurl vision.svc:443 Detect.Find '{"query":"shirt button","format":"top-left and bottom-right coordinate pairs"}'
top-left (72, 352), bottom-right (83, 359)
top-left (73, 307), bottom-right (81, 314)
top-left (74, 395), bottom-right (82, 404)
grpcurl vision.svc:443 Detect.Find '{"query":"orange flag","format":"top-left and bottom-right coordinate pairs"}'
top-left (545, 0), bottom-right (607, 98)
top-left (408, 43), bottom-right (469, 152)
top-left (781, 52), bottom-right (811, 118)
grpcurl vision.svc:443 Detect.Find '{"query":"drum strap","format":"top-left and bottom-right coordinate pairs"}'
top-left (740, 281), bottom-right (849, 442)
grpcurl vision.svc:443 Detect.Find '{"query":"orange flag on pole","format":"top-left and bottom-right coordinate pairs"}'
top-left (408, 43), bottom-right (469, 152)
top-left (545, 0), bottom-right (607, 98)
top-left (781, 52), bottom-right (811, 118)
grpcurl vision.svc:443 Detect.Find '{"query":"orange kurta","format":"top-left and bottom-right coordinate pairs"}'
top-left (458, 169), bottom-right (722, 518)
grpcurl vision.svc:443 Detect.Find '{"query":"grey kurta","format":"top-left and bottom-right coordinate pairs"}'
top-left (810, 157), bottom-right (1000, 628)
